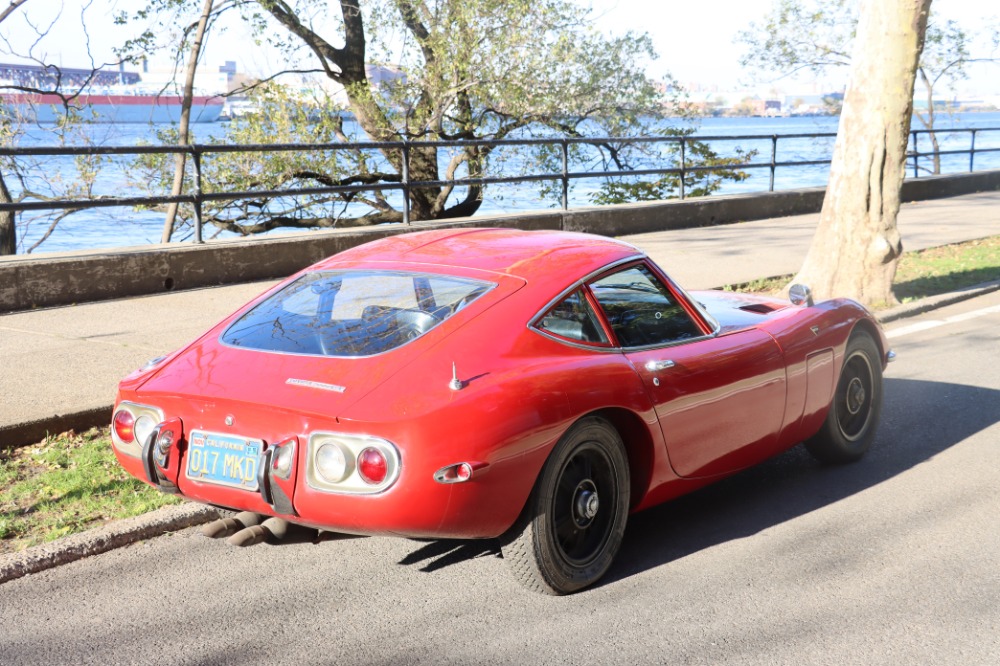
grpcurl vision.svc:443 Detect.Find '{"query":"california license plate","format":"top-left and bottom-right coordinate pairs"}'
top-left (185, 430), bottom-right (261, 491)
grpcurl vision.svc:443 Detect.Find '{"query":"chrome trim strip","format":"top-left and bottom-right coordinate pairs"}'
top-left (529, 255), bottom-right (644, 329)
top-left (527, 255), bottom-right (723, 353)
top-left (528, 254), bottom-right (722, 353)
top-left (528, 330), bottom-right (624, 354)
top-left (659, 276), bottom-right (721, 336)
top-left (286, 378), bottom-right (346, 393)
top-left (527, 255), bottom-right (641, 352)
top-left (617, 330), bottom-right (719, 352)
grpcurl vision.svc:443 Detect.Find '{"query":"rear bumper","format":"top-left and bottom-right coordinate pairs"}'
top-left (112, 441), bottom-right (535, 540)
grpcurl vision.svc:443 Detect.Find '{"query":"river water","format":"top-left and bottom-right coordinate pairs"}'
top-left (8, 112), bottom-right (1000, 255)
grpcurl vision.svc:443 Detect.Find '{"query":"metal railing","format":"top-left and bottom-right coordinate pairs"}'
top-left (2, 126), bottom-right (999, 244)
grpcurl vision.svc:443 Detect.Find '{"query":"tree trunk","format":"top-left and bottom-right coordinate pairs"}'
top-left (793, 0), bottom-right (931, 307)
top-left (0, 172), bottom-right (14, 255)
top-left (161, 0), bottom-right (214, 243)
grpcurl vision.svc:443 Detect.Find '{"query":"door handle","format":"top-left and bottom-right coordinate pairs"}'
top-left (645, 359), bottom-right (675, 372)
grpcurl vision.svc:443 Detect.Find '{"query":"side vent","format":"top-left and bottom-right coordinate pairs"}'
top-left (739, 303), bottom-right (779, 315)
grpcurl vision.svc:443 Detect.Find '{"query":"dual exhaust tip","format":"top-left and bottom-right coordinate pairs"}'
top-left (201, 511), bottom-right (321, 547)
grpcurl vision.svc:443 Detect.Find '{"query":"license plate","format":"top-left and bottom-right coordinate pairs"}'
top-left (185, 430), bottom-right (261, 491)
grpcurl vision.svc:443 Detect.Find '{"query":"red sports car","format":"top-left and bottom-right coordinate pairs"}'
top-left (110, 228), bottom-right (891, 594)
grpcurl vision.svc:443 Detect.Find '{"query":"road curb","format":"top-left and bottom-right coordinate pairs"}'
top-left (877, 278), bottom-right (1000, 323)
top-left (0, 502), bottom-right (220, 585)
top-left (1, 405), bottom-right (113, 451)
top-left (3, 279), bottom-right (999, 583)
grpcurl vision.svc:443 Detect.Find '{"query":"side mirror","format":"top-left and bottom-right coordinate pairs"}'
top-left (789, 283), bottom-right (815, 307)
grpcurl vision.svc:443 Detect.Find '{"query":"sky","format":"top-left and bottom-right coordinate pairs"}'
top-left (1, 0), bottom-right (998, 96)
top-left (586, 0), bottom-right (1000, 95)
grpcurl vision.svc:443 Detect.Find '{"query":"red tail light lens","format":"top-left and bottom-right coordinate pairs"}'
top-left (357, 447), bottom-right (388, 485)
top-left (113, 410), bottom-right (135, 444)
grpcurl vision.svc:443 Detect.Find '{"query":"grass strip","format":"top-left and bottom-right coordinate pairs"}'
top-left (0, 427), bottom-right (180, 554)
top-left (723, 235), bottom-right (1000, 304)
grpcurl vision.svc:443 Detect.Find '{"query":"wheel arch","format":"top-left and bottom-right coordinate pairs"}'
top-left (850, 317), bottom-right (887, 366)
top-left (586, 407), bottom-right (655, 511)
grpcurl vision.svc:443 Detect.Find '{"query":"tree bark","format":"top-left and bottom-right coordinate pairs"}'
top-left (0, 0), bottom-right (30, 24)
top-left (0, 172), bottom-right (15, 255)
top-left (261, 0), bottom-right (444, 220)
top-left (161, 0), bottom-right (214, 243)
top-left (793, 0), bottom-right (931, 306)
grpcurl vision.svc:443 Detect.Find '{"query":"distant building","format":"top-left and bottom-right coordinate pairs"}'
top-left (0, 61), bottom-right (141, 89)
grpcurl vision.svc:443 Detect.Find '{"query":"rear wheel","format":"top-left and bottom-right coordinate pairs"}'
top-left (806, 331), bottom-right (883, 464)
top-left (502, 417), bottom-right (630, 595)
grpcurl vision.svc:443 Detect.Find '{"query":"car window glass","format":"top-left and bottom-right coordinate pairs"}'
top-left (280, 283), bottom-right (318, 317)
top-left (590, 265), bottom-right (703, 347)
top-left (222, 270), bottom-right (492, 357)
top-left (535, 289), bottom-right (609, 345)
top-left (329, 274), bottom-right (418, 318)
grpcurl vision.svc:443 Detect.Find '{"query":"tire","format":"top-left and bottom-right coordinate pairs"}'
top-left (501, 417), bottom-right (630, 595)
top-left (805, 330), bottom-right (883, 464)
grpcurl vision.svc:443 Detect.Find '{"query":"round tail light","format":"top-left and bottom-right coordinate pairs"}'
top-left (113, 410), bottom-right (135, 444)
top-left (357, 447), bottom-right (388, 485)
top-left (315, 442), bottom-right (348, 483)
top-left (134, 415), bottom-right (157, 447)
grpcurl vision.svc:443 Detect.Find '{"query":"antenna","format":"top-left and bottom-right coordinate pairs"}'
top-left (449, 362), bottom-right (463, 391)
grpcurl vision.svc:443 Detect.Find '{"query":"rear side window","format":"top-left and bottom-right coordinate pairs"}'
top-left (535, 289), bottom-right (609, 345)
top-left (222, 270), bottom-right (493, 357)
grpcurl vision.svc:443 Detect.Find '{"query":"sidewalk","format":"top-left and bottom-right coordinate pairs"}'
top-left (2, 190), bottom-right (1000, 447)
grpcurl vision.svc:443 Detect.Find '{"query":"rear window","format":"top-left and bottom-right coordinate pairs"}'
top-left (221, 270), bottom-right (493, 357)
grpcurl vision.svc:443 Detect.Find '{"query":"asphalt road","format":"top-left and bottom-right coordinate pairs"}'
top-left (2, 292), bottom-right (999, 666)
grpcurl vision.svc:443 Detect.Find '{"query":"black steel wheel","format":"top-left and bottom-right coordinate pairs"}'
top-left (501, 417), bottom-right (630, 595)
top-left (805, 331), bottom-right (883, 464)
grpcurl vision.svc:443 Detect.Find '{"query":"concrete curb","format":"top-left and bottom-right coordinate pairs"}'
top-left (0, 406), bottom-right (112, 451)
top-left (0, 502), bottom-right (220, 585)
top-left (877, 278), bottom-right (1000, 323)
top-left (2, 279), bottom-right (999, 584)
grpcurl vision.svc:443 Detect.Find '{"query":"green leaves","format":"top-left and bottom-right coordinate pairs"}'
top-left (738, 0), bottom-right (856, 76)
top-left (125, 0), bottom-right (751, 231)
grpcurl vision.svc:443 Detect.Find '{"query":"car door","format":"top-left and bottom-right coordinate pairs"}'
top-left (588, 262), bottom-right (787, 479)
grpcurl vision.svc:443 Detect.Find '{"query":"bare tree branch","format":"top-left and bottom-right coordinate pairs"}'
top-left (0, 0), bottom-right (31, 25)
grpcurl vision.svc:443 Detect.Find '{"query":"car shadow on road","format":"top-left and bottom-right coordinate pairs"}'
top-left (398, 538), bottom-right (502, 572)
top-left (606, 376), bottom-right (1000, 587)
top-left (394, 377), bottom-right (1000, 585)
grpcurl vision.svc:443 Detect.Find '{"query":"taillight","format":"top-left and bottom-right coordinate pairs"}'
top-left (315, 442), bottom-right (349, 483)
top-left (113, 410), bottom-right (135, 444)
top-left (357, 447), bottom-right (387, 485)
top-left (112, 402), bottom-right (164, 459)
top-left (305, 433), bottom-right (399, 494)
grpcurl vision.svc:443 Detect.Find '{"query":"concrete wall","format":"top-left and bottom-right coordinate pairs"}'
top-left (2, 169), bottom-right (998, 314)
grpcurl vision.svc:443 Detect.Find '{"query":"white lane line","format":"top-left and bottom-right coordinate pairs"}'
top-left (886, 303), bottom-right (1000, 339)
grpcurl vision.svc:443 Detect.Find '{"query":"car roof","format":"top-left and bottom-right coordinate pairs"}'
top-left (314, 228), bottom-right (644, 283)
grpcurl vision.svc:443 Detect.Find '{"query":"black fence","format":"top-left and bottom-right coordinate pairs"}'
top-left (2, 126), bottom-right (998, 244)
